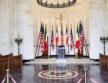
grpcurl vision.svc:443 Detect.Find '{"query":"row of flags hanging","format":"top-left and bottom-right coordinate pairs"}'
top-left (39, 22), bottom-right (85, 54)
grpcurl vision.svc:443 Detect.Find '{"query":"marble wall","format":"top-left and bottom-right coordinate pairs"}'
top-left (105, 0), bottom-right (108, 55)
top-left (89, 0), bottom-right (108, 59)
top-left (14, 0), bottom-right (35, 60)
top-left (0, 0), bottom-right (14, 55)
top-left (0, 0), bottom-right (35, 60)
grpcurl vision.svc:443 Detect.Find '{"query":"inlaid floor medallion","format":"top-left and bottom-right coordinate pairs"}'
top-left (38, 70), bottom-right (78, 79)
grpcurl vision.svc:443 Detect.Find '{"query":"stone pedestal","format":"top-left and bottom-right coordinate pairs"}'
top-left (75, 53), bottom-right (78, 58)
top-left (75, 49), bottom-right (78, 58)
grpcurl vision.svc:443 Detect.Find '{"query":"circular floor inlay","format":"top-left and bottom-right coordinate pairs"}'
top-left (38, 70), bottom-right (78, 79)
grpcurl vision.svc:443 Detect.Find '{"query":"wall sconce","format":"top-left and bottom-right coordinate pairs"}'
top-left (15, 35), bottom-right (23, 55)
top-left (100, 36), bottom-right (108, 55)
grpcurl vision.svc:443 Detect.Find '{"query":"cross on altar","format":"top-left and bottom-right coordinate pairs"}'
top-left (60, 13), bottom-right (63, 27)
top-left (56, 13), bottom-right (64, 27)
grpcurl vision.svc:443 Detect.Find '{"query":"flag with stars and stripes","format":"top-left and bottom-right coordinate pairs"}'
top-left (39, 23), bottom-right (44, 53)
top-left (79, 22), bottom-right (84, 54)
top-left (61, 27), bottom-right (64, 46)
top-left (76, 25), bottom-right (80, 49)
top-left (70, 28), bottom-right (73, 50)
top-left (56, 25), bottom-right (59, 46)
top-left (66, 25), bottom-right (68, 46)
top-left (51, 27), bottom-right (55, 49)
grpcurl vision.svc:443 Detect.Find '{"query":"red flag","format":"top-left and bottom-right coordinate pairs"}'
top-left (40, 40), bottom-right (44, 53)
top-left (70, 28), bottom-right (73, 50)
top-left (56, 37), bottom-right (59, 46)
top-left (56, 25), bottom-right (59, 46)
top-left (45, 38), bottom-right (48, 51)
top-left (51, 28), bottom-right (55, 49)
top-left (61, 27), bottom-right (64, 46)
top-left (61, 36), bottom-right (63, 46)
top-left (43, 25), bottom-right (48, 52)
top-left (79, 23), bottom-right (84, 53)
top-left (76, 40), bottom-right (80, 48)
top-left (76, 25), bottom-right (80, 49)
top-left (66, 26), bottom-right (68, 45)
top-left (66, 36), bottom-right (68, 45)
top-left (39, 23), bottom-right (44, 53)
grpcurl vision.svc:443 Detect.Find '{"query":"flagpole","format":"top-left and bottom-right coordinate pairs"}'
top-left (72, 23), bottom-right (75, 56)
top-left (37, 39), bottom-right (41, 57)
top-left (36, 21), bottom-right (42, 57)
top-left (35, 20), bottom-right (40, 57)
top-left (84, 38), bottom-right (87, 56)
top-left (47, 36), bottom-right (48, 58)
top-left (55, 16), bottom-right (57, 56)
top-left (68, 29), bottom-right (69, 55)
top-left (84, 38), bottom-right (89, 56)
top-left (49, 18), bottom-right (51, 58)
top-left (35, 32), bottom-right (40, 58)
top-left (85, 15), bottom-right (89, 57)
top-left (56, 44), bottom-right (57, 56)
top-left (68, 23), bottom-right (69, 55)
top-left (67, 18), bottom-right (69, 55)
top-left (68, 44), bottom-right (69, 55)
top-left (37, 22), bottom-right (43, 57)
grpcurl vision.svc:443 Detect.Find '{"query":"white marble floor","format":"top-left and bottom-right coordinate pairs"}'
top-left (25, 57), bottom-right (99, 65)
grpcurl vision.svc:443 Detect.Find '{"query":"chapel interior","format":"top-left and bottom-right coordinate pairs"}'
top-left (0, 0), bottom-right (108, 83)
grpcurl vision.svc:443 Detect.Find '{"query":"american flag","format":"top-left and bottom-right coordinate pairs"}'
top-left (66, 26), bottom-right (68, 46)
top-left (61, 27), bottom-right (64, 46)
top-left (56, 25), bottom-right (59, 46)
top-left (39, 23), bottom-right (44, 53)
top-left (76, 25), bottom-right (80, 49)
top-left (70, 28), bottom-right (73, 50)
top-left (51, 28), bottom-right (55, 49)
top-left (44, 25), bottom-right (48, 51)
top-left (79, 23), bottom-right (84, 54)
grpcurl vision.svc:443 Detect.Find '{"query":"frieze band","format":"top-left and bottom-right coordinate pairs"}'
top-left (37, 0), bottom-right (77, 8)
